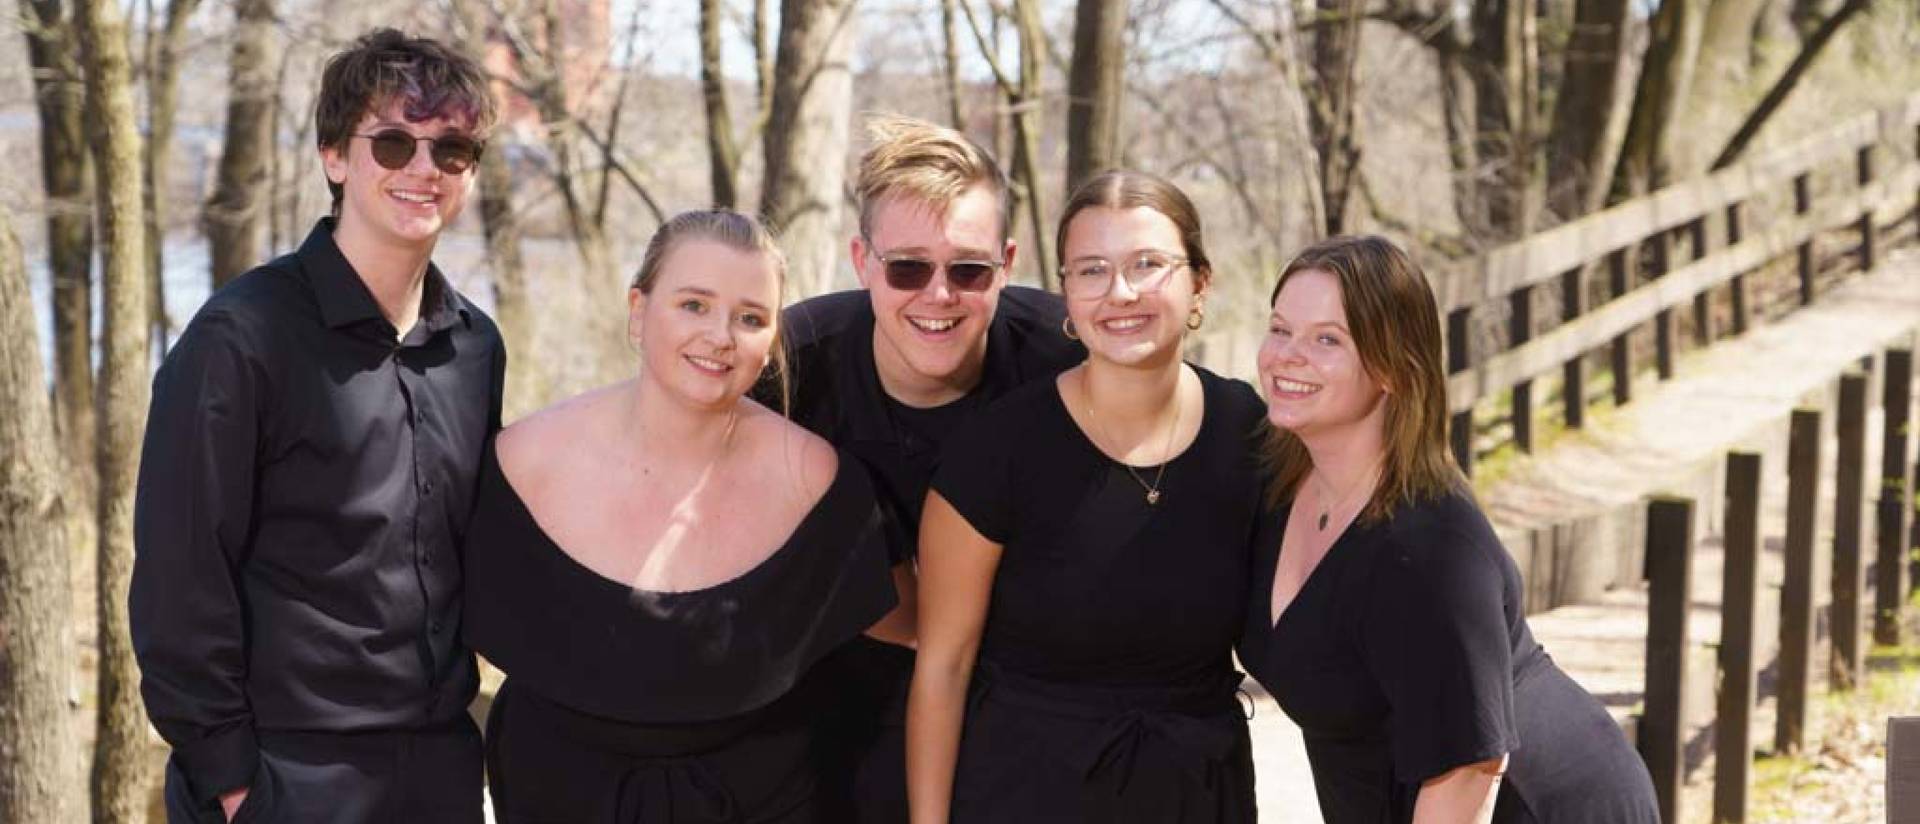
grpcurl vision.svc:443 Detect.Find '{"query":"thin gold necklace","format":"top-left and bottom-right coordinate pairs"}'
top-left (1311, 460), bottom-right (1380, 531)
top-left (1082, 370), bottom-right (1182, 506)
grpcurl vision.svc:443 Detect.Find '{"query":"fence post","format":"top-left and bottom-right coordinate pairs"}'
top-left (1891, 717), bottom-right (1920, 824)
top-left (1858, 144), bottom-right (1877, 272)
top-left (1690, 218), bottom-right (1712, 346)
top-left (1448, 307), bottom-right (1474, 477)
top-left (1511, 286), bottom-right (1535, 452)
top-left (1650, 231), bottom-right (1678, 380)
top-left (1716, 452), bottom-right (1763, 824)
top-left (1642, 495), bottom-right (1695, 824)
top-left (1876, 348), bottom-right (1914, 645)
top-left (1561, 267), bottom-right (1588, 430)
top-left (1777, 408), bottom-right (1823, 756)
top-left (1728, 202), bottom-right (1751, 336)
top-left (1609, 248), bottom-right (1634, 406)
top-left (1833, 372), bottom-right (1869, 690)
top-left (1794, 172), bottom-right (1816, 304)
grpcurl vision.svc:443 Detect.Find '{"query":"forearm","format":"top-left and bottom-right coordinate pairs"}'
top-left (906, 651), bottom-right (973, 824)
top-left (1411, 756), bottom-right (1506, 824)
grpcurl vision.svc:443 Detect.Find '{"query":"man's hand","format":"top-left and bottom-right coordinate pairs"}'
top-left (219, 787), bottom-right (248, 822)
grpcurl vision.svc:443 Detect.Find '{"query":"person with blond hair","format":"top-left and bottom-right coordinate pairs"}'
top-left (771, 114), bottom-right (1083, 821)
top-left (1240, 235), bottom-right (1657, 823)
top-left (464, 210), bottom-right (902, 822)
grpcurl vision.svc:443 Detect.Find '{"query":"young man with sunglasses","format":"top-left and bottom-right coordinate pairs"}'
top-left (773, 114), bottom-right (1084, 822)
top-left (131, 29), bottom-right (501, 823)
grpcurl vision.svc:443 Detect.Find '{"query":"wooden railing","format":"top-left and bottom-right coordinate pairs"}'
top-left (1435, 91), bottom-right (1920, 476)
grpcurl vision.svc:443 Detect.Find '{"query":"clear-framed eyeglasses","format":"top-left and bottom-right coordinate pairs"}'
top-left (1059, 250), bottom-right (1189, 299)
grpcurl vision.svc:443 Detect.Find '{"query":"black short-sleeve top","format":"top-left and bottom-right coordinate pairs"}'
top-left (1238, 488), bottom-right (1547, 821)
top-left (462, 442), bottom-right (899, 724)
top-left (929, 365), bottom-right (1268, 688)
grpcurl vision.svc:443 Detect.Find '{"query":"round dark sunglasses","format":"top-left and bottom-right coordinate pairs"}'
top-left (869, 248), bottom-right (1002, 292)
top-left (351, 129), bottom-right (485, 175)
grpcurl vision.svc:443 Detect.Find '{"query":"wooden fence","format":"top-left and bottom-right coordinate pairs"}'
top-left (1638, 341), bottom-right (1918, 822)
top-left (1437, 91), bottom-right (1920, 476)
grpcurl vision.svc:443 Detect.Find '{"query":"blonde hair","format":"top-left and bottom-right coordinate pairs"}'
top-left (630, 210), bottom-right (792, 414)
top-left (855, 113), bottom-right (1011, 242)
top-left (1261, 235), bottom-right (1465, 519)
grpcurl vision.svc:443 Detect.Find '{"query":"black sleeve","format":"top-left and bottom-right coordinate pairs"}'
top-left (488, 332), bottom-right (507, 434)
top-left (927, 412), bottom-right (1014, 545)
top-left (1359, 524), bottom-right (1518, 784)
top-left (129, 309), bottom-right (265, 802)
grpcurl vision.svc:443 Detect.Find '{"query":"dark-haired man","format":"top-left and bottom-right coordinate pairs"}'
top-left (132, 28), bottom-right (502, 823)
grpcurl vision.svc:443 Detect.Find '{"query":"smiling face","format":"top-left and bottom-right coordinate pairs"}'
top-left (321, 99), bottom-right (477, 251)
top-left (852, 184), bottom-right (1013, 406)
top-left (1259, 268), bottom-right (1389, 442)
top-left (629, 239), bottom-right (782, 411)
top-left (1060, 206), bottom-right (1203, 370)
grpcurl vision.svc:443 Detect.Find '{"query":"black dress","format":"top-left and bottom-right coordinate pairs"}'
top-left (928, 365), bottom-right (1264, 824)
top-left (772, 286), bottom-right (1083, 821)
top-left (463, 444), bottom-right (898, 823)
top-left (1236, 489), bottom-right (1659, 823)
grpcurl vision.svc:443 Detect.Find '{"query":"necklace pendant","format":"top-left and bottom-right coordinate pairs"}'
top-left (1317, 511), bottom-right (1329, 531)
top-left (1146, 489), bottom-right (1161, 506)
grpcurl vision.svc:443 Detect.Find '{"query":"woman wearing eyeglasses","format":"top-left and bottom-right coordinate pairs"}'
top-left (908, 171), bottom-right (1263, 823)
top-left (462, 210), bottom-right (904, 822)
top-left (1240, 236), bottom-right (1656, 824)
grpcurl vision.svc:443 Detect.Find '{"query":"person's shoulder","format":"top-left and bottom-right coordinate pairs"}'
top-left (1191, 364), bottom-right (1268, 430)
top-left (447, 286), bottom-right (503, 344)
top-left (994, 286), bottom-right (1083, 371)
top-left (738, 398), bottom-right (843, 508)
top-left (781, 289), bottom-right (872, 351)
top-left (1372, 487), bottom-right (1505, 577)
top-left (496, 382), bottom-right (623, 484)
top-left (168, 255), bottom-right (308, 359)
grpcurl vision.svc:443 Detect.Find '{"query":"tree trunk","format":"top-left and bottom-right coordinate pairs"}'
top-left (1308, 0), bottom-right (1363, 234)
top-left (1545, 0), bottom-right (1633, 219)
top-left (762, 0), bottom-right (856, 297)
top-left (452, 0), bottom-right (545, 420)
top-left (1610, 0), bottom-right (1708, 201)
top-left (1465, 0), bottom-right (1539, 238)
top-left (1064, 0), bottom-right (1127, 197)
top-left (23, 0), bottom-right (99, 568)
top-left (205, 0), bottom-right (279, 289)
top-left (1709, 0), bottom-right (1872, 170)
top-left (144, 0), bottom-right (200, 347)
top-left (0, 199), bottom-right (81, 824)
top-left (1698, 0), bottom-right (1771, 85)
top-left (701, 0), bottom-right (741, 208)
top-left (941, 0), bottom-right (964, 128)
top-left (75, 0), bottom-right (155, 815)
top-left (1011, 0), bottom-right (1052, 286)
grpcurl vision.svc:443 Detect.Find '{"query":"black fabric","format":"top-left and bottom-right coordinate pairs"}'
top-left (768, 286), bottom-right (1083, 822)
top-left (927, 365), bottom-right (1264, 822)
top-left (1237, 490), bottom-right (1659, 824)
top-left (162, 715), bottom-right (484, 824)
top-left (132, 218), bottom-right (503, 806)
top-left (462, 444), bottom-right (897, 820)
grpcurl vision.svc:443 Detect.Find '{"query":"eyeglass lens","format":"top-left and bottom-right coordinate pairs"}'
top-left (365, 130), bottom-right (483, 175)
top-left (882, 259), bottom-right (997, 292)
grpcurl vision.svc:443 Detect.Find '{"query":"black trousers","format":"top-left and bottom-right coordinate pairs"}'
top-left (164, 718), bottom-right (484, 824)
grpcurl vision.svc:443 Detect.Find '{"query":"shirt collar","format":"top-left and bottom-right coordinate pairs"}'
top-left (298, 217), bottom-right (470, 334)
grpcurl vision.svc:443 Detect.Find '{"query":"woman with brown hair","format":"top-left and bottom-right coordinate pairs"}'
top-left (908, 171), bottom-right (1263, 823)
top-left (1239, 235), bottom-right (1657, 823)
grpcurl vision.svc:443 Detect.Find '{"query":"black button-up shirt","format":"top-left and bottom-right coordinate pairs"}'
top-left (131, 219), bottom-right (504, 803)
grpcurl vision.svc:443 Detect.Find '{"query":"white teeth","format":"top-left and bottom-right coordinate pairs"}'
top-left (910, 317), bottom-right (959, 333)
top-left (686, 355), bottom-right (729, 372)
top-left (392, 191), bottom-right (436, 204)
top-left (1273, 377), bottom-right (1319, 394)
top-left (1101, 317), bottom-right (1148, 332)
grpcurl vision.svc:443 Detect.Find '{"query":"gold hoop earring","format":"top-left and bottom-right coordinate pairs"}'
top-left (1186, 305), bottom-right (1205, 331)
top-left (1062, 317), bottom-right (1079, 340)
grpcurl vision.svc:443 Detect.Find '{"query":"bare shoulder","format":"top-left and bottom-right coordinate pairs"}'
top-left (735, 397), bottom-right (840, 509)
top-left (496, 382), bottom-right (626, 488)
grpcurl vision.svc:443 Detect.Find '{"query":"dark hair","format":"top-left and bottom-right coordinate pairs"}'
top-left (314, 28), bottom-right (497, 214)
top-left (1260, 235), bottom-right (1462, 519)
top-left (631, 210), bottom-right (792, 415)
top-left (1055, 170), bottom-right (1213, 291)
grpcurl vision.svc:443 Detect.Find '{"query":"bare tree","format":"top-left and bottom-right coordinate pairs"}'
top-left (0, 200), bottom-right (81, 824)
top-left (959, 0), bottom-right (1054, 286)
top-left (1611, 0), bottom-right (1707, 200)
top-left (762, 0), bottom-right (857, 296)
top-left (21, 0), bottom-right (99, 567)
top-left (1710, 0), bottom-right (1874, 170)
top-left (206, 0), bottom-right (281, 288)
top-left (941, 0), bottom-right (965, 128)
top-left (75, 0), bottom-right (155, 816)
top-left (1065, 0), bottom-right (1127, 196)
top-left (1308, 0), bottom-right (1365, 233)
top-left (143, 0), bottom-right (205, 345)
top-left (700, 0), bottom-right (773, 209)
top-left (1545, 0), bottom-right (1633, 219)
